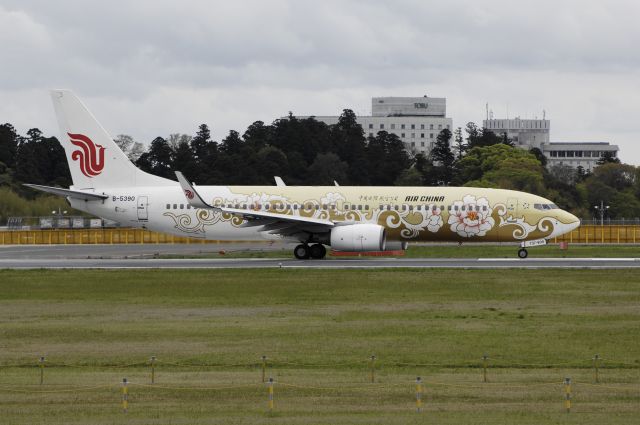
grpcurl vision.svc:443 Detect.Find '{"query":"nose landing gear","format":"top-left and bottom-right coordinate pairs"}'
top-left (517, 238), bottom-right (547, 259)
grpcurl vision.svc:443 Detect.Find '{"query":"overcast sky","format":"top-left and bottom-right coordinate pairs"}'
top-left (1, 0), bottom-right (639, 163)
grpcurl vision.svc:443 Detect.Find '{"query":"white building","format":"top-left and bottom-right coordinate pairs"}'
top-left (304, 96), bottom-right (453, 155)
top-left (483, 117), bottom-right (619, 171)
top-left (543, 142), bottom-right (619, 171)
top-left (483, 118), bottom-right (550, 149)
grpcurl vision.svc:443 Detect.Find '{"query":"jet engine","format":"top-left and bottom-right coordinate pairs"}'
top-left (330, 224), bottom-right (386, 252)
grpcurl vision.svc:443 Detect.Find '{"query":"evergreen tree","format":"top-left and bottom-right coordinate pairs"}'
top-left (430, 128), bottom-right (455, 185)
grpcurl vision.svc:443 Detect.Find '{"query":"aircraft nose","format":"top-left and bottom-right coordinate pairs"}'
top-left (561, 210), bottom-right (581, 233)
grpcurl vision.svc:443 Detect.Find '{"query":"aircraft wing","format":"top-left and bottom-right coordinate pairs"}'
top-left (174, 172), bottom-right (335, 231)
top-left (24, 184), bottom-right (109, 201)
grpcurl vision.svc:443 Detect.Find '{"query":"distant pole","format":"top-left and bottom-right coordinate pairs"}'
top-left (261, 355), bottom-right (267, 383)
top-left (369, 355), bottom-right (376, 383)
top-left (150, 356), bottom-right (156, 384)
top-left (482, 354), bottom-right (488, 383)
top-left (593, 354), bottom-right (600, 383)
top-left (122, 378), bottom-right (129, 413)
top-left (267, 377), bottom-right (274, 411)
top-left (415, 377), bottom-right (423, 412)
top-left (39, 356), bottom-right (45, 385)
top-left (563, 377), bottom-right (571, 413)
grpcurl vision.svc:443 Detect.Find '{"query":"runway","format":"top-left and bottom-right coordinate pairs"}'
top-left (2, 257), bottom-right (640, 269)
top-left (1, 244), bottom-right (639, 269)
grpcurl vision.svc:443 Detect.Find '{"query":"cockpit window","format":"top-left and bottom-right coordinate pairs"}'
top-left (534, 203), bottom-right (559, 210)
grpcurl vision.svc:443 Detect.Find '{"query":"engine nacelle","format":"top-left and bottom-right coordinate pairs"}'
top-left (330, 224), bottom-right (386, 252)
top-left (384, 240), bottom-right (409, 251)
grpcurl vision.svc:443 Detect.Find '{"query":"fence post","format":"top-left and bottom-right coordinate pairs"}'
top-left (593, 354), bottom-right (600, 383)
top-left (369, 355), bottom-right (376, 383)
top-left (150, 356), bottom-right (156, 384)
top-left (261, 355), bottom-right (267, 383)
top-left (482, 353), bottom-right (488, 383)
top-left (39, 356), bottom-right (45, 385)
top-left (122, 378), bottom-right (129, 413)
top-left (267, 377), bottom-right (274, 412)
top-left (563, 377), bottom-right (571, 413)
top-left (415, 377), bottom-right (423, 412)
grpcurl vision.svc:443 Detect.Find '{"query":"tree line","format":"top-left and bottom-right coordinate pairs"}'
top-left (0, 109), bottom-right (637, 222)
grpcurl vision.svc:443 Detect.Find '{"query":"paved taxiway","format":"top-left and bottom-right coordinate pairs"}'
top-left (1, 244), bottom-right (639, 269)
top-left (2, 257), bottom-right (640, 269)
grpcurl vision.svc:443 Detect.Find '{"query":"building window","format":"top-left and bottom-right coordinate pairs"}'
top-left (438, 124), bottom-right (442, 130)
top-left (368, 123), bottom-right (373, 129)
top-left (380, 124), bottom-right (384, 130)
top-left (430, 133), bottom-right (434, 139)
top-left (390, 123), bottom-right (395, 129)
top-left (401, 133), bottom-right (405, 138)
top-left (411, 133), bottom-right (415, 138)
top-left (430, 124), bottom-right (434, 130)
top-left (421, 124), bottom-right (425, 129)
top-left (369, 133), bottom-right (373, 137)
top-left (421, 142), bottom-right (425, 147)
top-left (411, 142), bottom-right (415, 147)
top-left (401, 124), bottom-right (405, 129)
top-left (421, 133), bottom-right (425, 138)
top-left (446, 124), bottom-right (450, 129)
top-left (411, 124), bottom-right (415, 129)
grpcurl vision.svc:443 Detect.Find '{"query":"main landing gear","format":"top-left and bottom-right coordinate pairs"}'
top-left (518, 248), bottom-right (528, 259)
top-left (294, 243), bottom-right (327, 260)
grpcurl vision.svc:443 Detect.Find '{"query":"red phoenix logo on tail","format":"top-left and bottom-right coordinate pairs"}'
top-left (68, 133), bottom-right (105, 177)
top-left (184, 189), bottom-right (194, 199)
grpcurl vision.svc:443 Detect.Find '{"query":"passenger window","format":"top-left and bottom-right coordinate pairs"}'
top-left (454, 206), bottom-right (459, 211)
top-left (180, 204), bottom-right (184, 209)
top-left (323, 204), bottom-right (328, 209)
top-left (461, 206), bottom-right (465, 211)
top-left (358, 204), bottom-right (362, 210)
top-left (173, 204), bottom-right (177, 209)
top-left (440, 205), bottom-right (444, 211)
top-left (482, 206), bottom-right (487, 211)
top-left (293, 204), bottom-right (298, 210)
top-left (365, 205), bottom-right (369, 210)
top-left (187, 205), bottom-right (191, 209)
top-left (408, 205), bottom-right (413, 211)
top-left (166, 204), bottom-right (170, 209)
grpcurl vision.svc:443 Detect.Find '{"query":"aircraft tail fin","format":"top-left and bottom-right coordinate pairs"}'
top-left (50, 90), bottom-right (172, 189)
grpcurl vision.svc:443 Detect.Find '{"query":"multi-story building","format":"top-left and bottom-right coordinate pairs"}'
top-left (483, 118), bottom-right (550, 149)
top-left (483, 117), bottom-right (619, 171)
top-left (543, 142), bottom-right (619, 171)
top-left (304, 96), bottom-right (453, 155)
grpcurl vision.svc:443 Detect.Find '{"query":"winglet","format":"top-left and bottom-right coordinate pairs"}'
top-left (175, 171), bottom-right (214, 209)
top-left (274, 176), bottom-right (286, 187)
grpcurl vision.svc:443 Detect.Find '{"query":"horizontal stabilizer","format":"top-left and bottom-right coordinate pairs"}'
top-left (24, 184), bottom-right (109, 201)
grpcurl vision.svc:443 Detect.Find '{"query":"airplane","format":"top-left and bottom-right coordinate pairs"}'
top-left (26, 90), bottom-right (581, 259)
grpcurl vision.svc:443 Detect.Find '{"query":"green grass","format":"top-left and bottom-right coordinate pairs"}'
top-left (165, 243), bottom-right (640, 259)
top-left (0, 269), bottom-right (638, 424)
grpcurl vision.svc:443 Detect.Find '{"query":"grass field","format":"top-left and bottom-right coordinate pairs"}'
top-left (167, 244), bottom-right (640, 259)
top-left (0, 269), bottom-right (638, 424)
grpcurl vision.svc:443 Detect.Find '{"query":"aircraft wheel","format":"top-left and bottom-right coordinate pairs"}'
top-left (294, 244), bottom-right (310, 260)
top-left (309, 244), bottom-right (327, 259)
top-left (517, 248), bottom-right (528, 259)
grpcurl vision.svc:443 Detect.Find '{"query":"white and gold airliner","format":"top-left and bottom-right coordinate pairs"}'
top-left (26, 90), bottom-right (580, 259)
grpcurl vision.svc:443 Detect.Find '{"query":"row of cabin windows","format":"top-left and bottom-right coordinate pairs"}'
top-left (165, 203), bottom-right (489, 213)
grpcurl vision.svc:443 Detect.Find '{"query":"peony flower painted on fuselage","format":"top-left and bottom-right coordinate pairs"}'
top-left (448, 195), bottom-right (495, 237)
top-left (426, 205), bottom-right (444, 233)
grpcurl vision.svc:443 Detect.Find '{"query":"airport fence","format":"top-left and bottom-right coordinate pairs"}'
top-left (0, 354), bottom-right (637, 414)
top-left (0, 224), bottom-right (639, 245)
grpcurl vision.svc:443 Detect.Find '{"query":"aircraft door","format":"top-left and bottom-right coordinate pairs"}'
top-left (137, 196), bottom-right (148, 221)
top-left (506, 197), bottom-right (519, 219)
